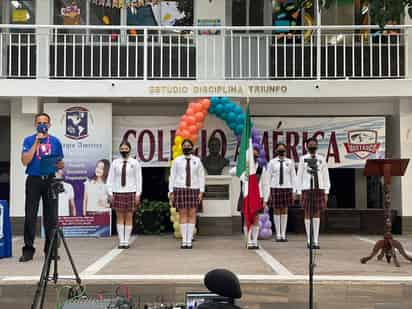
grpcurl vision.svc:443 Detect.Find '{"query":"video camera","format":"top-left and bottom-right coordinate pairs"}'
top-left (49, 177), bottom-right (65, 200)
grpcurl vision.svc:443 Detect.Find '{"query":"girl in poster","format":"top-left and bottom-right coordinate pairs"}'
top-left (83, 159), bottom-right (111, 216)
top-left (107, 141), bottom-right (142, 249)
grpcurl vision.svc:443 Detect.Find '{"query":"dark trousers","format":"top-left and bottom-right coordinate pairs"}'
top-left (23, 176), bottom-right (58, 257)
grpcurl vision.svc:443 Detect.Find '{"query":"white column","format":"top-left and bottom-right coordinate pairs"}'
top-left (405, 10), bottom-right (412, 78)
top-left (398, 98), bottom-right (412, 233)
top-left (21, 97), bottom-right (40, 114)
top-left (194, 0), bottom-right (226, 80)
top-left (36, 0), bottom-right (52, 79)
top-left (10, 99), bottom-right (37, 218)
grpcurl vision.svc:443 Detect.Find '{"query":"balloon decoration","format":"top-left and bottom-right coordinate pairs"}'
top-left (258, 207), bottom-right (273, 239)
top-left (171, 97), bottom-right (267, 165)
top-left (170, 97), bottom-right (267, 238)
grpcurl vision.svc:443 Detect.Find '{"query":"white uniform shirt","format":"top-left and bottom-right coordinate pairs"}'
top-left (296, 153), bottom-right (331, 194)
top-left (106, 157), bottom-right (142, 195)
top-left (58, 182), bottom-right (74, 217)
top-left (169, 155), bottom-right (205, 193)
top-left (84, 180), bottom-right (110, 212)
top-left (229, 165), bottom-right (270, 201)
top-left (266, 157), bottom-right (297, 191)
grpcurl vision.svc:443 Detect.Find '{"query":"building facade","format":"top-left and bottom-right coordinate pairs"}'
top-left (1, 0), bottom-right (412, 234)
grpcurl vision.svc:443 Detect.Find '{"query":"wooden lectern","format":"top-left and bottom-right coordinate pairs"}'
top-left (360, 159), bottom-right (412, 267)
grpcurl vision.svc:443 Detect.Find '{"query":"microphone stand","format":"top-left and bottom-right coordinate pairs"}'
top-left (308, 162), bottom-right (318, 309)
top-left (309, 173), bottom-right (315, 309)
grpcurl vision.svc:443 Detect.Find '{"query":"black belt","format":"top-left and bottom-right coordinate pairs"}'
top-left (29, 175), bottom-right (55, 180)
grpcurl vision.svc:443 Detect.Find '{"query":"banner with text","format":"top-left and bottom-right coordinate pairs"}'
top-left (45, 103), bottom-right (112, 237)
top-left (113, 116), bottom-right (385, 168)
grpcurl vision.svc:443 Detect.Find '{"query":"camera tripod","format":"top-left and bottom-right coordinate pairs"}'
top-left (31, 183), bottom-right (82, 309)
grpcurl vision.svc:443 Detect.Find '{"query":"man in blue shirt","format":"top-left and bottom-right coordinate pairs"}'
top-left (20, 113), bottom-right (64, 262)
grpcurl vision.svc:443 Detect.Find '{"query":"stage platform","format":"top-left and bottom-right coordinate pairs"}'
top-left (1, 234), bottom-right (412, 308)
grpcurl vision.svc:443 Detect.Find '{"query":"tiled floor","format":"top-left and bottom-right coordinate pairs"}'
top-left (1, 234), bottom-right (412, 308)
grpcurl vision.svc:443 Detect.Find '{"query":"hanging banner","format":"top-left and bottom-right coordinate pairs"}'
top-left (44, 103), bottom-right (112, 237)
top-left (113, 116), bottom-right (385, 168)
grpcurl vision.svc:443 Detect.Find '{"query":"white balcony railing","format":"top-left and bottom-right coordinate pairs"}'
top-left (0, 24), bottom-right (408, 80)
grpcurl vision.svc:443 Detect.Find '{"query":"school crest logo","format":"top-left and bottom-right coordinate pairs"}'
top-left (64, 106), bottom-right (90, 140)
top-left (344, 130), bottom-right (380, 159)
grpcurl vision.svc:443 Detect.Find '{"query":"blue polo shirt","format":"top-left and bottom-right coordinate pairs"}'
top-left (22, 134), bottom-right (64, 176)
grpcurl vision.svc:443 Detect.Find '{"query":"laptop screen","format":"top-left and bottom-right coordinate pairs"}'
top-left (185, 292), bottom-right (233, 309)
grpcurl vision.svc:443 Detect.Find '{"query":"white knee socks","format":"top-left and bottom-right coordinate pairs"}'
top-left (117, 224), bottom-right (124, 245)
top-left (313, 218), bottom-right (320, 245)
top-left (187, 224), bottom-right (195, 246)
top-left (305, 218), bottom-right (320, 245)
top-left (180, 224), bottom-right (187, 246)
top-left (304, 219), bottom-right (310, 244)
top-left (246, 226), bottom-right (253, 247)
top-left (124, 225), bottom-right (132, 245)
top-left (252, 224), bottom-right (260, 246)
top-left (274, 215), bottom-right (281, 239)
top-left (117, 224), bottom-right (132, 246)
top-left (280, 214), bottom-right (288, 240)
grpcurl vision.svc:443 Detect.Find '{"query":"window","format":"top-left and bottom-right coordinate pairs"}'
top-left (54, 0), bottom-right (86, 25)
top-left (232, 0), bottom-right (264, 27)
top-left (322, 0), bottom-right (354, 26)
top-left (9, 0), bottom-right (35, 24)
top-left (53, 0), bottom-right (190, 27)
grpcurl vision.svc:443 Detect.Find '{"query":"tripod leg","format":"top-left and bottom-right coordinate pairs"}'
top-left (391, 239), bottom-right (412, 263)
top-left (360, 239), bottom-right (385, 264)
top-left (58, 229), bottom-right (82, 284)
top-left (31, 229), bottom-right (58, 309)
top-left (39, 255), bottom-right (53, 309)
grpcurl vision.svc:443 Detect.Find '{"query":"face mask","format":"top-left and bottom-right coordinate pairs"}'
top-left (36, 124), bottom-right (48, 134)
top-left (308, 146), bottom-right (317, 154)
top-left (120, 151), bottom-right (130, 158)
top-left (277, 150), bottom-right (286, 156)
top-left (183, 148), bottom-right (193, 155)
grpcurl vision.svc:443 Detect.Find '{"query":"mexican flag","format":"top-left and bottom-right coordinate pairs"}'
top-left (236, 105), bottom-right (261, 231)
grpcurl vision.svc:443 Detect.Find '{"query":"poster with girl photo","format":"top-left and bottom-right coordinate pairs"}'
top-left (83, 159), bottom-right (111, 216)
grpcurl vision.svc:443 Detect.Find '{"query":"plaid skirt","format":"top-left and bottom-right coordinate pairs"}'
top-left (268, 188), bottom-right (293, 209)
top-left (301, 189), bottom-right (326, 212)
top-left (111, 192), bottom-right (136, 212)
top-left (173, 187), bottom-right (200, 210)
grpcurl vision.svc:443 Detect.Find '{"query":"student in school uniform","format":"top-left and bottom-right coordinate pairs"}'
top-left (265, 143), bottom-right (297, 242)
top-left (107, 141), bottom-right (142, 249)
top-left (169, 139), bottom-right (205, 249)
top-left (296, 138), bottom-right (330, 249)
top-left (231, 146), bottom-right (269, 249)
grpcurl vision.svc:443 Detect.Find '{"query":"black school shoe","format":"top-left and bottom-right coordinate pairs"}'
top-left (180, 244), bottom-right (187, 249)
top-left (19, 254), bottom-right (33, 262)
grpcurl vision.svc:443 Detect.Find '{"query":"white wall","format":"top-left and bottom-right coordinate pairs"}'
top-left (10, 100), bottom-right (35, 217)
top-left (399, 98), bottom-right (412, 217)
